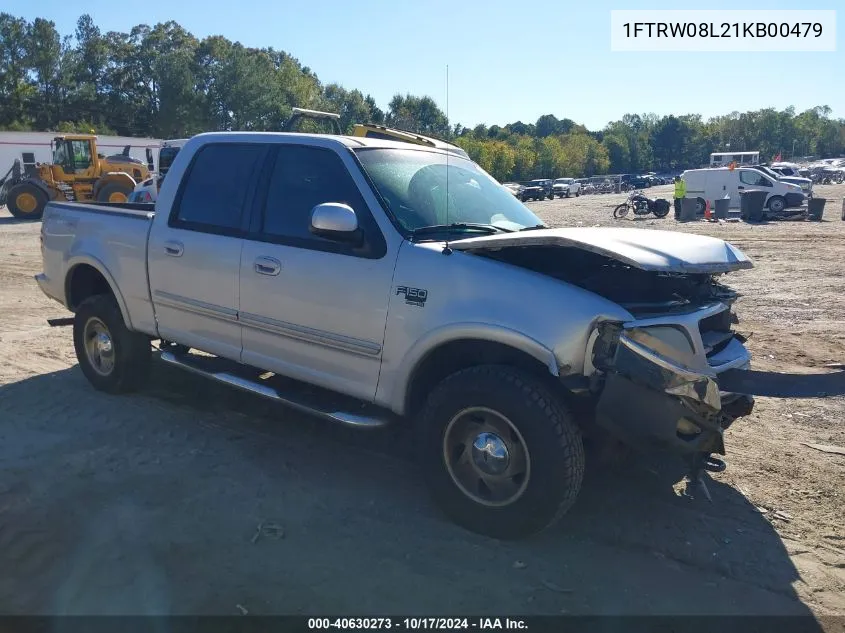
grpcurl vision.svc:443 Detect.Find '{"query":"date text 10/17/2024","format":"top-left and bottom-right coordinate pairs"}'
top-left (308, 618), bottom-right (528, 630)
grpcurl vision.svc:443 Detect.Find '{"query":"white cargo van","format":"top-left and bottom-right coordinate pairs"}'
top-left (682, 167), bottom-right (804, 214)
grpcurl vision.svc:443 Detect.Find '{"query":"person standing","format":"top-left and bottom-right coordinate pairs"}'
top-left (673, 176), bottom-right (686, 219)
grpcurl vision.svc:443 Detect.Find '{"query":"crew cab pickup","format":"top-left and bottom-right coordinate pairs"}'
top-left (37, 132), bottom-right (755, 539)
top-left (552, 178), bottom-right (581, 198)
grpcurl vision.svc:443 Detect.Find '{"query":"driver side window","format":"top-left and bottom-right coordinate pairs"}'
top-left (740, 170), bottom-right (771, 187)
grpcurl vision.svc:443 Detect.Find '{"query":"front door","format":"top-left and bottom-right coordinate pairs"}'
top-left (737, 169), bottom-right (773, 208)
top-left (148, 142), bottom-right (269, 361)
top-left (239, 143), bottom-right (399, 402)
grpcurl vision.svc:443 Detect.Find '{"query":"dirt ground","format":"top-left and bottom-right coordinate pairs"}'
top-left (0, 186), bottom-right (843, 618)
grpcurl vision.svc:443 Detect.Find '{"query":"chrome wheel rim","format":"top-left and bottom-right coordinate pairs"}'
top-left (443, 407), bottom-right (531, 507)
top-left (83, 317), bottom-right (115, 376)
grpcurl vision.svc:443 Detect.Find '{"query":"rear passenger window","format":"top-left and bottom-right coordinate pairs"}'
top-left (172, 144), bottom-right (266, 232)
top-left (261, 145), bottom-right (367, 241)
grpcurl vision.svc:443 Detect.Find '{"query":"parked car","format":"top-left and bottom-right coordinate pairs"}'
top-left (769, 162), bottom-right (803, 178)
top-left (519, 181), bottom-right (546, 201)
top-left (36, 132), bottom-right (756, 539)
top-left (682, 167), bottom-right (804, 214)
top-left (502, 182), bottom-right (525, 198)
top-left (528, 178), bottom-right (554, 200)
top-left (629, 175), bottom-right (652, 188)
top-left (750, 165), bottom-right (813, 199)
top-left (129, 138), bottom-right (188, 203)
top-left (552, 178), bottom-right (581, 198)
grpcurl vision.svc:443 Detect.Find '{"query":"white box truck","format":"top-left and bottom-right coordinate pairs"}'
top-left (682, 167), bottom-right (804, 214)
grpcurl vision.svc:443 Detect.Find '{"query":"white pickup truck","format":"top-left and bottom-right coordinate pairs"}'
top-left (36, 131), bottom-right (755, 538)
top-left (552, 178), bottom-right (581, 198)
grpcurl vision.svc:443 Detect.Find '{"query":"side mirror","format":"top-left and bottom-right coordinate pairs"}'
top-left (310, 203), bottom-right (362, 244)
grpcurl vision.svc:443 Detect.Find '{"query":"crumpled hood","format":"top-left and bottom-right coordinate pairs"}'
top-left (449, 227), bottom-right (753, 274)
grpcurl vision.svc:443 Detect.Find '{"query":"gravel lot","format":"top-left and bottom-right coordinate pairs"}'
top-left (1, 186), bottom-right (844, 617)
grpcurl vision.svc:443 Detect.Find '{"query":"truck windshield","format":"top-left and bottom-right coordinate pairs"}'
top-left (355, 148), bottom-right (544, 233)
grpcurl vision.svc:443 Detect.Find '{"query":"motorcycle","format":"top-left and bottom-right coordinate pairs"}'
top-left (613, 190), bottom-right (671, 219)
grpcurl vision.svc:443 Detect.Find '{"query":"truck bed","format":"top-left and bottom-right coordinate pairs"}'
top-left (45, 200), bottom-right (156, 219)
top-left (37, 200), bottom-right (158, 336)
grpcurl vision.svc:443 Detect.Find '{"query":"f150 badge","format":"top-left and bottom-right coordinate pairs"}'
top-left (396, 286), bottom-right (428, 307)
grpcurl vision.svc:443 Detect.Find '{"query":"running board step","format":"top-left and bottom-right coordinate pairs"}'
top-left (158, 351), bottom-right (392, 428)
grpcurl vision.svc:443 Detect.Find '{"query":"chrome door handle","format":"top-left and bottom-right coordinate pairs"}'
top-left (254, 256), bottom-right (281, 276)
top-left (164, 241), bottom-right (184, 256)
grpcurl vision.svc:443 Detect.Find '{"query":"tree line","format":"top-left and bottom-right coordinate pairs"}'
top-left (2, 12), bottom-right (844, 181)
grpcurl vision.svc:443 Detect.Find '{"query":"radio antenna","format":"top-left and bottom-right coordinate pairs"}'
top-left (443, 63), bottom-right (452, 255)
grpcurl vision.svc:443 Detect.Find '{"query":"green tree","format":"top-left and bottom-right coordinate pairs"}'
top-left (387, 94), bottom-right (449, 137)
top-left (0, 13), bottom-right (33, 127)
top-left (602, 133), bottom-right (630, 173)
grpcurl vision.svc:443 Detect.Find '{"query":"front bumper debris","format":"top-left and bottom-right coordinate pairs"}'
top-left (594, 330), bottom-right (753, 456)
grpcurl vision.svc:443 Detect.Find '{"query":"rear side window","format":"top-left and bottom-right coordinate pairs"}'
top-left (172, 144), bottom-right (266, 232)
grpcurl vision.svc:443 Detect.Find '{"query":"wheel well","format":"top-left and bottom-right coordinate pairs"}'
top-left (66, 264), bottom-right (114, 311)
top-left (405, 339), bottom-right (558, 415)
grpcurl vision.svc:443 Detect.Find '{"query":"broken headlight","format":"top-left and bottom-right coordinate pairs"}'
top-left (625, 326), bottom-right (696, 368)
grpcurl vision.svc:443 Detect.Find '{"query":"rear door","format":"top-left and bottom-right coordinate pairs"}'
top-left (147, 142), bottom-right (269, 360)
top-left (238, 143), bottom-right (399, 402)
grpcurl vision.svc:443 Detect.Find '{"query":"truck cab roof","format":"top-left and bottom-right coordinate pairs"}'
top-left (184, 131), bottom-right (467, 157)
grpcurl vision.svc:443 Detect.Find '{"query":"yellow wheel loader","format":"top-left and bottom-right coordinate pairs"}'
top-left (0, 135), bottom-right (151, 220)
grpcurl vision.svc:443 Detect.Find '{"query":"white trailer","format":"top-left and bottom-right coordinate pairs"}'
top-left (0, 131), bottom-right (162, 175)
top-left (709, 151), bottom-right (760, 167)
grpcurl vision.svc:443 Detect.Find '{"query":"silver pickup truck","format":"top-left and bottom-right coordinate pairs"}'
top-left (36, 132), bottom-right (754, 539)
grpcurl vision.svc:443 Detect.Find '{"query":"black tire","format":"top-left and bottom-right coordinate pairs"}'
top-left (613, 203), bottom-right (630, 219)
top-left (695, 197), bottom-right (706, 215)
top-left (96, 182), bottom-right (133, 204)
top-left (575, 190), bottom-right (580, 197)
top-left (416, 365), bottom-right (585, 539)
top-left (6, 182), bottom-right (48, 220)
top-left (767, 195), bottom-right (786, 214)
top-left (652, 200), bottom-right (671, 218)
top-left (73, 294), bottom-right (151, 394)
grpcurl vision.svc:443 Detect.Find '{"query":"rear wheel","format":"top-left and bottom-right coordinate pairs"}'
top-left (417, 365), bottom-right (584, 539)
top-left (73, 295), bottom-right (151, 394)
top-left (652, 200), bottom-right (671, 218)
top-left (613, 203), bottom-right (630, 219)
top-left (96, 182), bottom-right (133, 204)
top-left (6, 182), bottom-right (48, 220)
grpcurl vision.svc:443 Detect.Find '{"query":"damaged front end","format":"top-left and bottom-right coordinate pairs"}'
top-left (589, 305), bottom-right (754, 458)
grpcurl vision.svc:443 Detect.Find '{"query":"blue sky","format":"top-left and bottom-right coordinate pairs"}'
top-left (6, 0), bottom-right (842, 130)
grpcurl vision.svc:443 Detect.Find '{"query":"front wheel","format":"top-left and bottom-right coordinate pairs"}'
top-left (575, 190), bottom-right (580, 197)
top-left (613, 203), bottom-right (630, 219)
top-left (6, 182), bottom-right (48, 220)
top-left (767, 195), bottom-right (786, 214)
top-left (417, 366), bottom-right (584, 539)
top-left (73, 295), bottom-right (151, 394)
